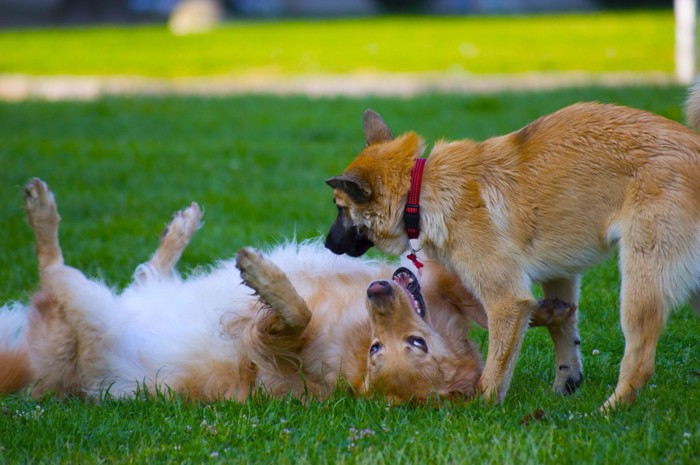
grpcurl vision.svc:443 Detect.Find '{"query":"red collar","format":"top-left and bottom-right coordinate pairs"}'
top-left (404, 158), bottom-right (426, 269)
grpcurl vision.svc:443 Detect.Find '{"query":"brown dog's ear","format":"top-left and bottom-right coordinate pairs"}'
top-left (326, 174), bottom-right (372, 203)
top-left (363, 109), bottom-right (394, 146)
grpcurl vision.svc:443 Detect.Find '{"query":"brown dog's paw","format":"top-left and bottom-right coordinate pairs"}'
top-left (530, 298), bottom-right (576, 327)
top-left (553, 369), bottom-right (583, 396)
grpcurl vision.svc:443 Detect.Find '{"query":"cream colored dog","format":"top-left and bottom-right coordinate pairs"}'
top-left (0, 179), bottom-right (489, 403)
top-left (326, 87), bottom-right (700, 410)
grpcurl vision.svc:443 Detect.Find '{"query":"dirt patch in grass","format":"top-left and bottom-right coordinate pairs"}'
top-left (0, 71), bottom-right (676, 101)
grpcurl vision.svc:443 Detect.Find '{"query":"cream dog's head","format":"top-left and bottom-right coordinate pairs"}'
top-left (363, 267), bottom-right (483, 404)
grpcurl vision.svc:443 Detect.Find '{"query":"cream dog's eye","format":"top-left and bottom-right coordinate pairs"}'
top-left (407, 336), bottom-right (428, 353)
top-left (369, 342), bottom-right (382, 355)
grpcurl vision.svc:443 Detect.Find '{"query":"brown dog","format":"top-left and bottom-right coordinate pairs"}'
top-left (326, 88), bottom-right (700, 409)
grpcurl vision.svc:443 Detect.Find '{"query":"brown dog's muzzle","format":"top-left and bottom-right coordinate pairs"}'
top-left (325, 209), bottom-right (374, 257)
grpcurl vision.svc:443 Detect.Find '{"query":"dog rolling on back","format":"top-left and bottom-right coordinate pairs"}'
top-left (0, 179), bottom-right (488, 404)
top-left (326, 87), bottom-right (700, 410)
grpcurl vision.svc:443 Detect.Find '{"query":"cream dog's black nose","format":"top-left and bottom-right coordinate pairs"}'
top-left (367, 280), bottom-right (393, 298)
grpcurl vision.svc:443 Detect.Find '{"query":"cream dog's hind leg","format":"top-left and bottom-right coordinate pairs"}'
top-left (23, 178), bottom-right (113, 396)
top-left (24, 183), bottom-right (206, 397)
top-left (24, 178), bottom-right (63, 272)
top-left (133, 203), bottom-right (203, 284)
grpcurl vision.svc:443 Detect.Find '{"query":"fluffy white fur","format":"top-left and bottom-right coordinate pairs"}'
top-left (0, 240), bottom-right (389, 399)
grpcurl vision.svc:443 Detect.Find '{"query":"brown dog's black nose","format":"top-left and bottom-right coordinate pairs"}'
top-left (367, 280), bottom-right (393, 298)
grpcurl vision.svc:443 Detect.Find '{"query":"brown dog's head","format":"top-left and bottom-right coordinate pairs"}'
top-left (363, 266), bottom-right (483, 404)
top-left (325, 110), bottom-right (425, 257)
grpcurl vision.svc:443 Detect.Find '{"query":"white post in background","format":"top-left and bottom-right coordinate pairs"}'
top-left (675, 0), bottom-right (697, 83)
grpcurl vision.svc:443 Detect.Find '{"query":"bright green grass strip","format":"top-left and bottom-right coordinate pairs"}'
top-left (0, 86), bottom-right (697, 463)
top-left (0, 10), bottom-right (673, 77)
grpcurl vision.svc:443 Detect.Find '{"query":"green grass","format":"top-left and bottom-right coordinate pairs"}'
top-left (0, 86), bottom-right (698, 463)
top-left (0, 11), bottom-right (674, 77)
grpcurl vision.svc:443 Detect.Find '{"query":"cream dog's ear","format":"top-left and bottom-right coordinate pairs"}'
top-left (438, 356), bottom-right (482, 401)
top-left (326, 174), bottom-right (372, 203)
top-left (363, 109), bottom-right (394, 145)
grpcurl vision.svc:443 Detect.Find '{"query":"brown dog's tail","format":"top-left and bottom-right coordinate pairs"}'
top-left (684, 82), bottom-right (700, 132)
top-left (0, 350), bottom-right (31, 394)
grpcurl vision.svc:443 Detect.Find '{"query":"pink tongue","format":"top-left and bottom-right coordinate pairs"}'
top-left (393, 273), bottom-right (410, 288)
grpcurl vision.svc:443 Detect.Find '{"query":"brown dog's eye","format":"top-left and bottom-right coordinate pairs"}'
top-left (407, 336), bottom-right (428, 353)
top-left (369, 342), bottom-right (382, 356)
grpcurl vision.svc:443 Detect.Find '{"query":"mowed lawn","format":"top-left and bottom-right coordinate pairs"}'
top-left (0, 86), bottom-right (698, 463)
top-left (0, 10), bottom-right (673, 77)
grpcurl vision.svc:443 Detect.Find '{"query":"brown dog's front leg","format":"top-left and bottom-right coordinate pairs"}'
top-left (479, 295), bottom-right (536, 403)
top-left (538, 277), bottom-right (583, 395)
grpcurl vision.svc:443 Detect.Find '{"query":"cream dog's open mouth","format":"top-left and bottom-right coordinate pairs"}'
top-left (392, 267), bottom-right (426, 318)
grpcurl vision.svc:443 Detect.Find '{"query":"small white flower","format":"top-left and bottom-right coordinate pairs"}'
top-left (360, 429), bottom-right (375, 439)
top-left (592, 349), bottom-right (600, 356)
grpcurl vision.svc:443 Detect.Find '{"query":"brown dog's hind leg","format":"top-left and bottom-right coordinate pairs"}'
top-left (24, 178), bottom-right (63, 271)
top-left (603, 263), bottom-right (668, 411)
top-left (133, 203), bottom-right (203, 284)
top-left (539, 277), bottom-right (583, 395)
